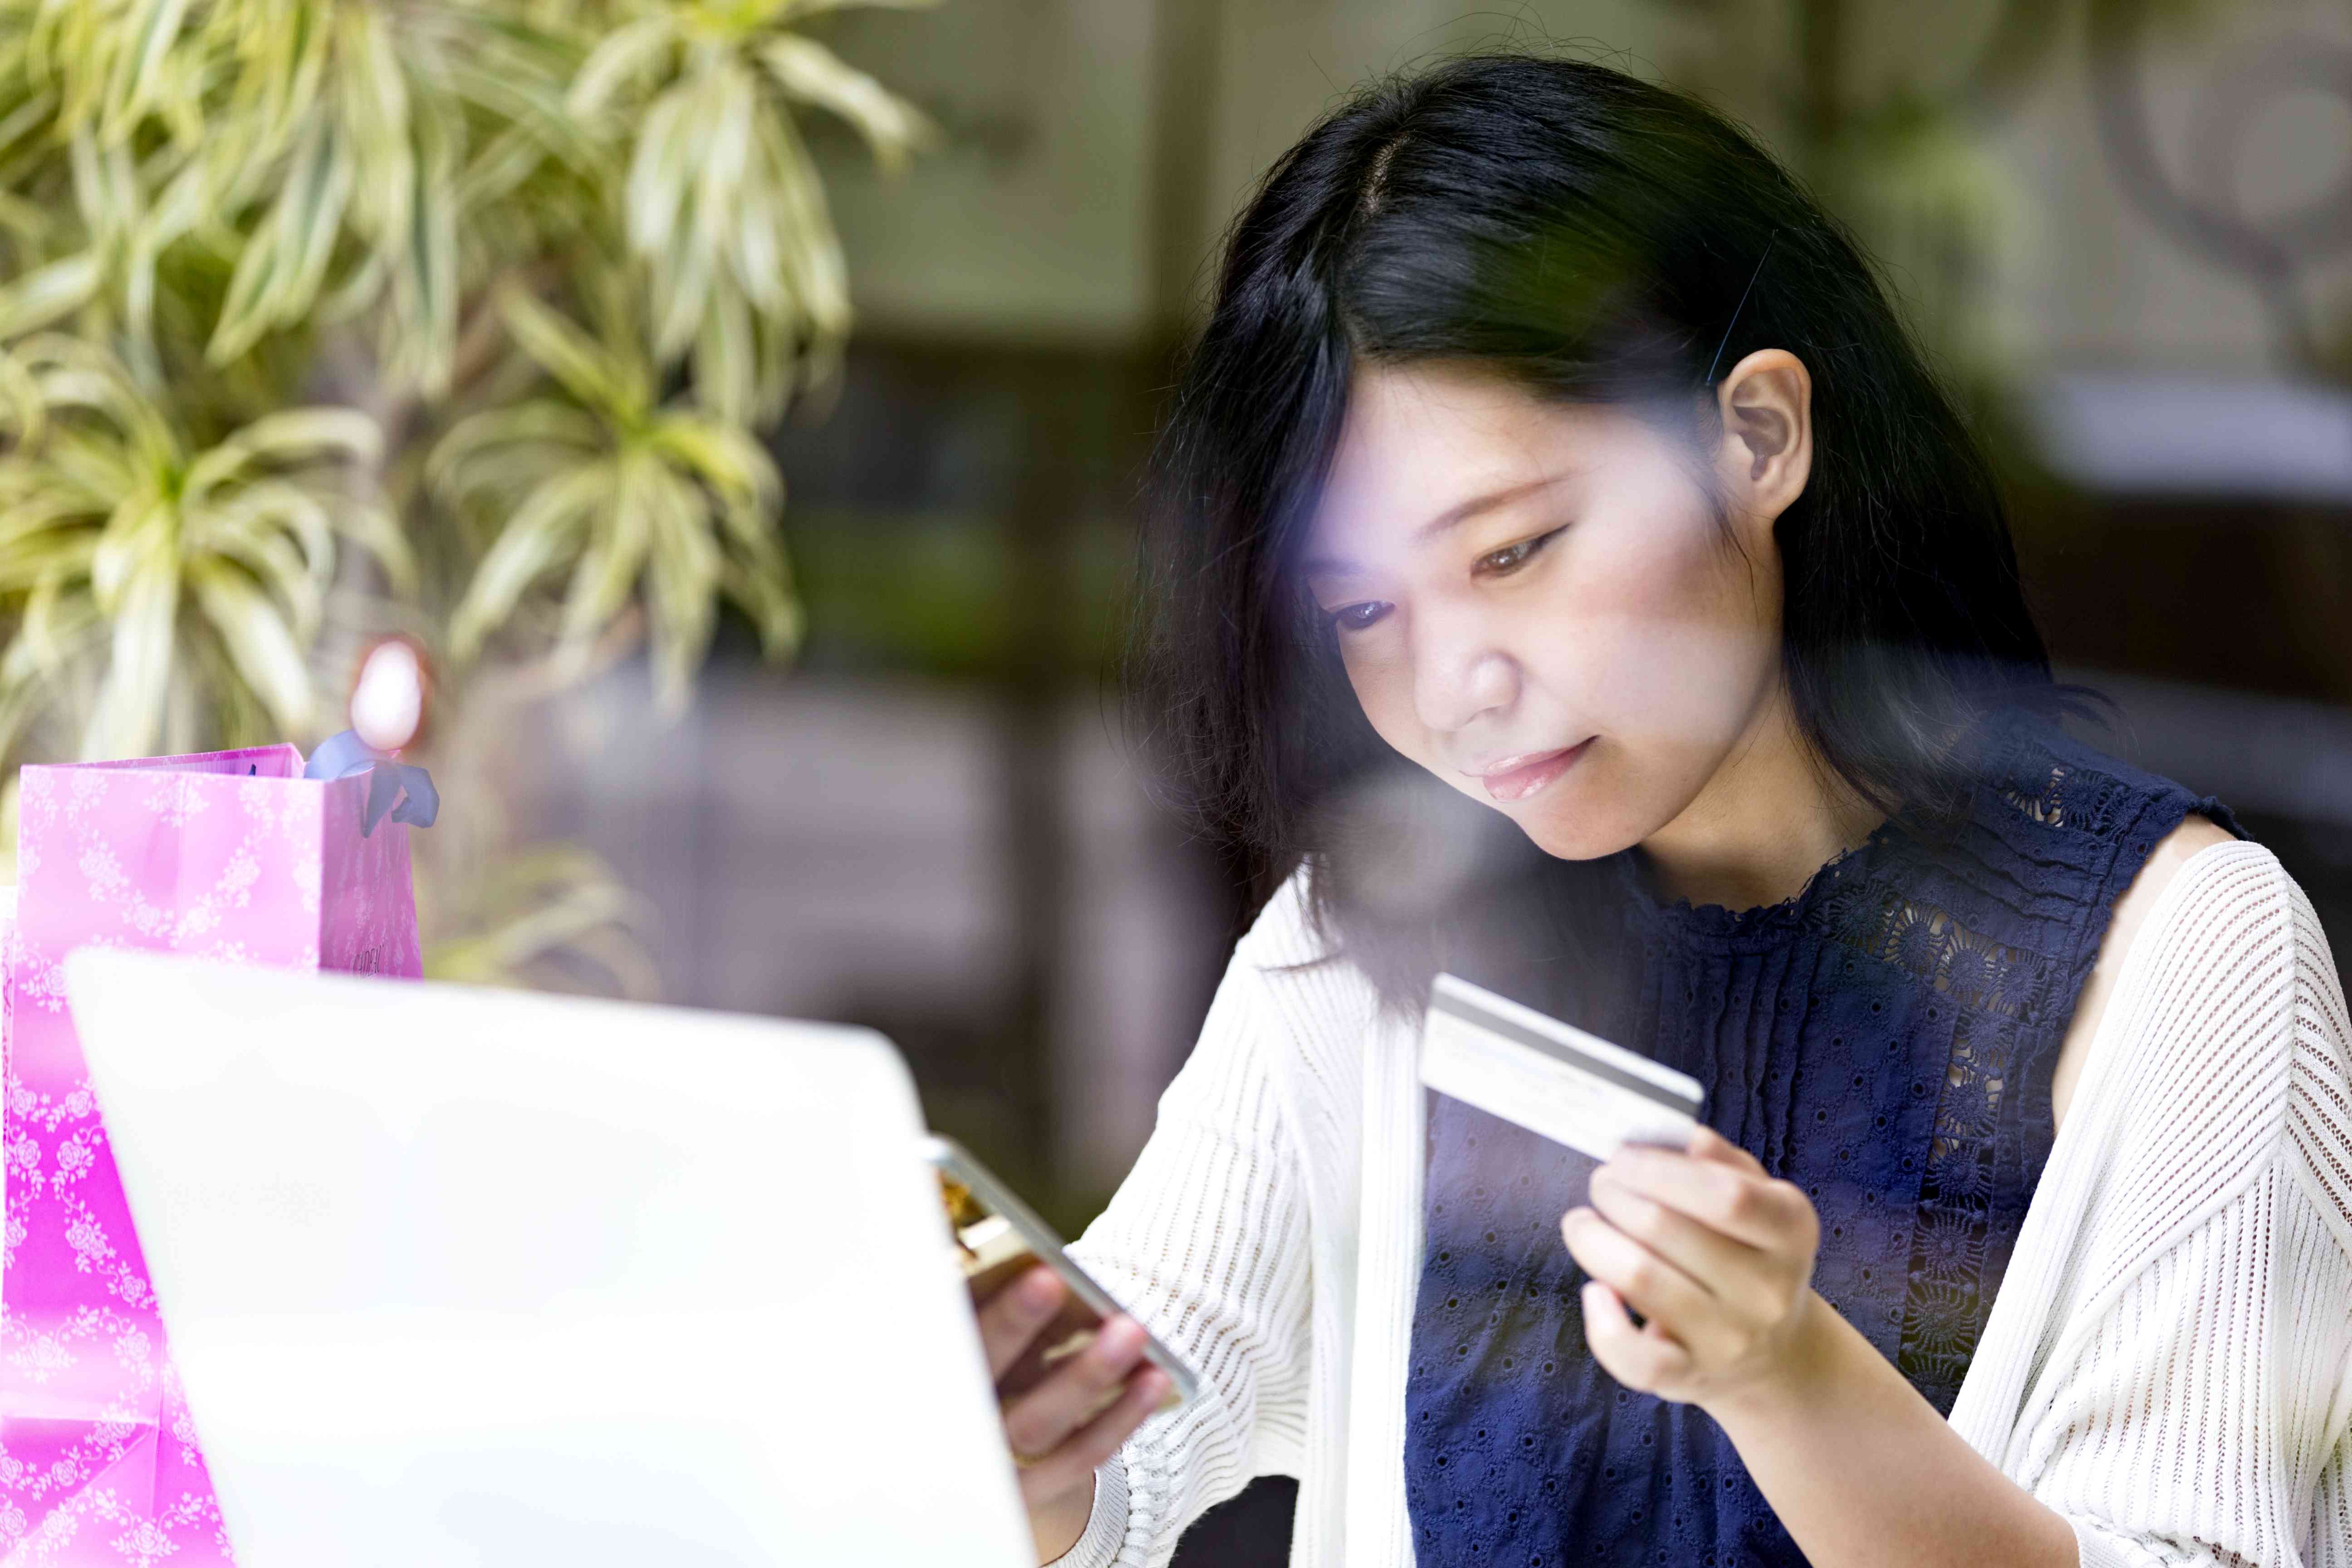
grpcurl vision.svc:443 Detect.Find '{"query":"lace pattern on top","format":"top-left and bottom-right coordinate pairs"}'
top-left (1824, 746), bottom-right (2233, 1398)
top-left (1401, 707), bottom-right (2239, 1568)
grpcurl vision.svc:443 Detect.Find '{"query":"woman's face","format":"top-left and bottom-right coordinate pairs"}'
top-left (1301, 360), bottom-right (1791, 862)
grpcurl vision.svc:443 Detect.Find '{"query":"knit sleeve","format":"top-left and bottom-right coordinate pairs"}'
top-left (1046, 895), bottom-right (1319, 1568)
top-left (2006, 846), bottom-right (2352, 1568)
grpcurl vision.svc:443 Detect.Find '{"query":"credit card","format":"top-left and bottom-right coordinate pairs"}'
top-left (1420, 973), bottom-right (1705, 1161)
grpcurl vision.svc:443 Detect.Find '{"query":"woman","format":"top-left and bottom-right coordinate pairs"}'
top-left (974, 54), bottom-right (2352, 1568)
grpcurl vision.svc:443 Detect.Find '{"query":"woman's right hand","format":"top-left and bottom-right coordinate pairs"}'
top-left (977, 1262), bottom-right (1171, 1564)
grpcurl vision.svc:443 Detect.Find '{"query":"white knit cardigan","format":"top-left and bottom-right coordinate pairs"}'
top-left (1051, 841), bottom-right (2352, 1568)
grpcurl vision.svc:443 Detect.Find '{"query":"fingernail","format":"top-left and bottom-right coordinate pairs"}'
top-left (1019, 1270), bottom-right (1059, 1313)
top-left (1098, 1318), bottom-right (1143, 1362)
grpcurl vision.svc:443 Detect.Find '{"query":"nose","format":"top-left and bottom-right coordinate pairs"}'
top-left (1410, 599), bottom-right (1517, 735)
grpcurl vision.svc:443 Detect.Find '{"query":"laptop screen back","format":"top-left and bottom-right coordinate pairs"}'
top-left (64, 949), bottom-right (1031, 1568)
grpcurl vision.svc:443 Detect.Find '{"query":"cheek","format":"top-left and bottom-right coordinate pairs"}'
top-left (1548, 510), bottom-right (1775, 736)
top-left (1335, 638), bottom-right (1428, 760)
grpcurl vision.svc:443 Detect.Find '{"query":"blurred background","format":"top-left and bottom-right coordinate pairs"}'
top-left (571, 0), bottom-right (2352, 1223)
top-left (535, 5), bottom-right (2352, 1552)
top-left (3, 0), bottom-right (2349, 1559)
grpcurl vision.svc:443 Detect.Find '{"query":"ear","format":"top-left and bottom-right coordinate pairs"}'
top-left (1710, 348), bottom-right (1813, 547)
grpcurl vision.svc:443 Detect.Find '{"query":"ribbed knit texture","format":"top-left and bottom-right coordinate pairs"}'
top-left (1054, 838), bottom-right (2352, 1568)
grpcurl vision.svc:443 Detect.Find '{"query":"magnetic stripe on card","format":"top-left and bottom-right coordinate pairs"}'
top-left (1426, 986), bottom-right (1702, 1116)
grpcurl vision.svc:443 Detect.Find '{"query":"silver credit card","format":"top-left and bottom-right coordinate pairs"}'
top-left (1420, 973), bottom-right (1704, 1160)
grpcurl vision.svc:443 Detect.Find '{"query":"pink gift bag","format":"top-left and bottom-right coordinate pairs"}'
top-left (0, 744), bottom-right (424, 1564)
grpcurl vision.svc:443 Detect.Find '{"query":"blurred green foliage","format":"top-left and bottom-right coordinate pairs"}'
top-left (0, 0), bottom-right (935, 981)
top-left (789, 506), bottom-right (1135, 678)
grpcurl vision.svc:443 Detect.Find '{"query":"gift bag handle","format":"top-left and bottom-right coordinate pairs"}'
top-left (302, 730), bottom-right (441, 835)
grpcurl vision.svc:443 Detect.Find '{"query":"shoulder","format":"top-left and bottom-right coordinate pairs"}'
top-left (2050, 817), bottom-right (2241, 1127)
top-left (1233, 863), bottom-right (1391, 1010)
top-left (1976, 704), bottom-right (2244, 848)
top-left (1233, 862), bottom-right (1332, 970)
top-left (1937, 706), bottom-right (2248, 984)
top-left (1239, 864), bottom-right (1394, 1019)
top-left (2109, 811), bottom-right (2244, 943)
top-left (1222, 861), bottom-right (1396, 1074)
top-left (2055, 830), bottom-right (2346, 1216)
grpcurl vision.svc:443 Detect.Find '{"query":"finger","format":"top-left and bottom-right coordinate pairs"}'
top-left (1688, 1124), bottom-right (1766, 1175)
top-left (1597, 1147), bottom-right (1808, 1252)
top-left (976, 1264), bottom-right (1065, 1380)
top-left (1560, 1207), bottom-right (1717, 1343)
top-left (1002, 1314), bottom-right (1149, 1461)
top-left (1014, 1367), bottom-right (1170, 1508)
top-left (1580, 1280), bottom-right (1691, 1394)
top-left (1587, 1165), bottom-right (1779, 1305)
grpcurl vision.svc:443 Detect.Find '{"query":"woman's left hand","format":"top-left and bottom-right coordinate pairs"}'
top-left (1560, 1125), bottom-right (1824, 1414)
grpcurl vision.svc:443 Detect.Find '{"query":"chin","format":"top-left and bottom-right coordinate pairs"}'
top-left (1503, 755), bottom-right (1694, 863)
top-left (1509, 801), bottom-right (1642, 863)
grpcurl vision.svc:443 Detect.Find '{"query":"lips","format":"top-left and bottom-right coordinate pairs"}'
top-left (1470, 739), bottom-right (1591, 803)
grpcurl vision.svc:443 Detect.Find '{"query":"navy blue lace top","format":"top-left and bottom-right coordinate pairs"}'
top-left (1402, 707), bottom-right (2238, 1566)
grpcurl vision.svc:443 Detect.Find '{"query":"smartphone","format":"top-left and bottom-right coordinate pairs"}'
top-left (922, 1134), bottom-right (1198, 1415)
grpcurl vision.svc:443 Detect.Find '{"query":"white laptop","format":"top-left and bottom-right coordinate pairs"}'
top-left (63, 949), bottom-right (1034, 1568)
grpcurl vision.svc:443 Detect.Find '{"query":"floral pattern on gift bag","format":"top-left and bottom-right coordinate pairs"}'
top-left (0, 745), bottom-right (421, 1565)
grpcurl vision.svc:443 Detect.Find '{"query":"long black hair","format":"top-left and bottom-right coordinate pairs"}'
top-left (1130, 54), bottom-right (2059, 1017)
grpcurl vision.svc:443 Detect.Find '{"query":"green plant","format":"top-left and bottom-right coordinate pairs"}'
top-left (0, 0), bottom-right (933, 986)
top-left (0, 333), bottom-right (411, 759)
top-left (430, 279), bottom-right (799, 709)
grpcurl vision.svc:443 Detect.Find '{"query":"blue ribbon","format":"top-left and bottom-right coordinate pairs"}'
top-left (302, 730), bottom-right (441, 836)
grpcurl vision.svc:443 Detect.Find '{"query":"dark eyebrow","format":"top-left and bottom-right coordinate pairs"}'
top-left (1414, 472), bottom-right (1576, 540)
top-left (1300, 471), bottom-right (1579, 578)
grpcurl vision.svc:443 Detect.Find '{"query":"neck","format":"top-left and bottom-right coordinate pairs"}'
top-left (1639, 683), bottom-right (1884, 911)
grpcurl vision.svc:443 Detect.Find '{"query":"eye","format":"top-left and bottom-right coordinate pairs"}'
top-left (1326, 600), bottom-right (1394, 633)
top-left (1473, 525), bottom-right (1567, 578)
